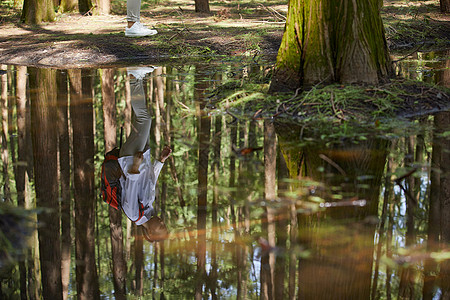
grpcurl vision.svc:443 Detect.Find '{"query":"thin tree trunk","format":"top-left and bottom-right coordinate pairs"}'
top-left (101, 68), bottom-right (127, 299)
top-left (209, 115), bottom-right (221, 299)
top-left (56, 69), bottom-right (72, 300)
top-left (195, 66), bottom-right (210, 300)
top-left (1, 65), bottom-right (11, 203)
top-left (263, 120), bottom-right (276, 300)
top-left (398, 137), bottom-right (417, 299)
top-left (29, 67), bottom-right (63, 300)
top-left (134, 226), bottom-right (144, 296)
top-left (25, 70), bottom-right (39, 300)
top-left (15, 66), bottom-right (28, 300)
top-left (441, 0), bottom-right (450, 13)
top-left (123, 73), bottom-right (133, 260)
top-left (437, 112), bottom-right (450, 298)
top-left (372, 141), bottom-right (395, 299)
top-left (69, 69), bottom-right (100, 300)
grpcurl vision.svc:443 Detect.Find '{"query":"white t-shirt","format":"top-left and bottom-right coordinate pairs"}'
top-left (118, 149), bottom-right (164, 225)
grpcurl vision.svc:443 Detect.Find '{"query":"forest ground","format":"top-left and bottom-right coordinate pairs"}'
top-left (0, 0), bottom-right (449, 68)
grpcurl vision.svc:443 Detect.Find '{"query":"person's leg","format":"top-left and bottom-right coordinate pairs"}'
top-left (127, 0), bottom-right (141, 27)
top-left (120, 77), bottom-right (151, 157)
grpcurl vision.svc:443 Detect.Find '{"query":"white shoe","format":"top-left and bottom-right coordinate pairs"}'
top-left (125, 22), bottom-right (157, 37)
top-left (127, 67), bottom-right (157, 80)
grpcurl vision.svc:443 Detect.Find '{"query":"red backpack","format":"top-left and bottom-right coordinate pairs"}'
top-left (101, 148), bottom-right (124, 210)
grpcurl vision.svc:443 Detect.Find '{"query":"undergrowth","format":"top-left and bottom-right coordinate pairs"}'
top-left (207, 74), bottom-right (450, 125)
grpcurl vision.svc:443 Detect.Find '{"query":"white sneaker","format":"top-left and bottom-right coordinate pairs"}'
top-left (125, 22), bottom-right (158, 37)
top-left (127, 66), bottom-right (157, 80)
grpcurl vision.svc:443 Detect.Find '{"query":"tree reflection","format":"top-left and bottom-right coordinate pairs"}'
top-left (1, 62), bottom-right (449, 299)
top-left (436, 111), bottom-right (450, 299)
top-left (30, 68), bottom-right (63, 300)
top-left (69, 69), bottom-right (100, 300)
top-left (276, 122), bottom-right (389, 299)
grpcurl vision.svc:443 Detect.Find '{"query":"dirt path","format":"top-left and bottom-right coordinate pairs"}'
top-left (0, 1), bottom-right (285, 68)
top-left (0, 0), bottom-right (448, 68)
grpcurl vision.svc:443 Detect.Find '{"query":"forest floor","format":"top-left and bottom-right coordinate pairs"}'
top-left (0, 0), bottom-right (449, 68)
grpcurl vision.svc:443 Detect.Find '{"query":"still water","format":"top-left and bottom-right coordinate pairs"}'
top-left (0, 54), bottom-right (449, 299)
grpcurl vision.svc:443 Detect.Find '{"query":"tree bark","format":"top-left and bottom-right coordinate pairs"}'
top-left (15, 66), bottom-right (29, 300)
top-left (1, 65), bottom-right (11, 203)
top-left (195, 0), bottom-right (210, 13)
top-left (437, 111), bottom-right (450, 299)
top-left (134, 226), bottom-right (144, 296)
top-left (29, 68), bottom-right (63, 300)
top-left (262, 120), bottom-right (277, 300)
top-left (270, 0), bottom-right (392, 92)
top-left (21, 0), bottom-right (55, 24)
top-left (195, 66), bottom-right (210, 300)
top-left (59, 0), bottom-right (78, 12)
top-left (94, 0), bottom-right (110, 14)
top-left (56, 70), bottom-right (72, 300)
top-left (441, 0), bottom-right (450, 13)
top-left (78, 0), bottom-right (94, 14)
top-left (69, 69), bottom-right (100, 300)
top-left (101, 68), bottom-right (127, 299)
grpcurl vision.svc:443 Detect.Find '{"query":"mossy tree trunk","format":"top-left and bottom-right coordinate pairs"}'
top-left (21, 0), bottom-right (55, 24)
top-left (270, 0), bottom-right (392, 92)
top-left (59, 0), bottom-right (78, 12)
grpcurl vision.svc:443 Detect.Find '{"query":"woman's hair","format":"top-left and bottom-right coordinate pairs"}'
top-left (141, 216), bottom-right (168, 242)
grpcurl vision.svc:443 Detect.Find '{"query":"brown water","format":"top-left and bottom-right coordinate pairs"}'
top-left (0, 53), bottom-right (449, 299)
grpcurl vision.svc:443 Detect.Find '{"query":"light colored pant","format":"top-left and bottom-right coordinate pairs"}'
top-left (127, 0), bottom-right (141, 23)
top-left (120, 77), bottom-right (151, 157)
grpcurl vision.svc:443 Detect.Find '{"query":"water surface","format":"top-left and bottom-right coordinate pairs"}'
top-left (0, 55), bottom-right (449, 299)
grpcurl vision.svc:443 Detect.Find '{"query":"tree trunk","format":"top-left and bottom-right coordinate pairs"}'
top-left (437, 111), bottom-right (450, 299)
top-left (59, 0), bottom-right (77, 12)
top-left (423, 117), bottom-right (442, 299)
top-left (134, 226), bottom-right (144, 296)
top-left (277, 124), bottom-right (388, 299)
top-left (69, 69), bottom-right (100, 300)
top-left (262, 120), bottom-right (277, 300)
top-left (101, 68), bottom-right (127, 299)
top-left (56, 70), bottom-right (72, 300)
top-left (270, 0), bottom-right (392, 92)
top-left (29, 68), bottom-right (63, 300)
top-left (15, 66), bottom-right (29, 300)
top-left (21, 0), bottom-right (55, 24)
top-left (78, 0), bottom-right (93, 14)
top-left (1, 65), bottom-right (11, 203)
top-left (441, 0), bottom-right (450, 13)
top-left (94, 0), bottom-right (110, 14)
top-left (195, 0), bottom-right (210, 13)
top-left (194, 66), bottom-right (210, 300)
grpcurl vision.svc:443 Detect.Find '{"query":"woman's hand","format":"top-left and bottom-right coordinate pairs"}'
top-left (159, 146), bottom-right (172, 163)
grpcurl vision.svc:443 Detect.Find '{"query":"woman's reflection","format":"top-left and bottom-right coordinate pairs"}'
top-left (118, 67), bottom-right (172, 242)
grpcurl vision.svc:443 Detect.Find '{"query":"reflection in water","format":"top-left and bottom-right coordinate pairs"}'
top-left (0, 59), bottom-right (449, 299)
